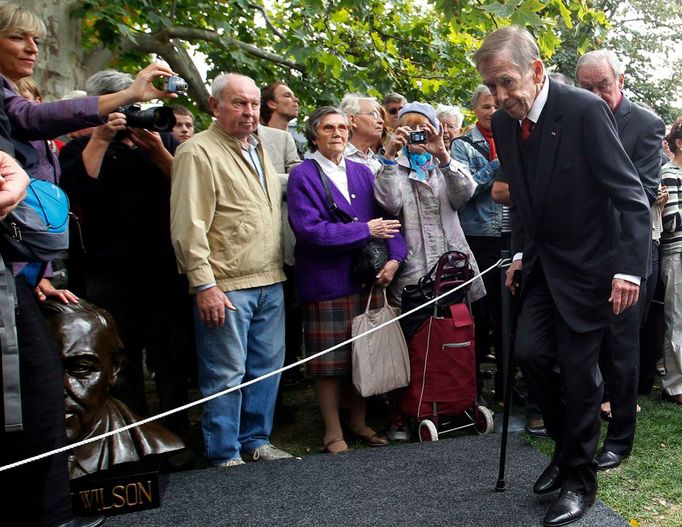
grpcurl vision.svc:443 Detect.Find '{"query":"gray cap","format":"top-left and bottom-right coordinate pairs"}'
top-left (398, 102), bottom-right (440, 132)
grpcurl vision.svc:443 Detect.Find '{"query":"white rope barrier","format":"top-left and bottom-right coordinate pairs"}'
top-left (0, 258), bottom-right (508, 473)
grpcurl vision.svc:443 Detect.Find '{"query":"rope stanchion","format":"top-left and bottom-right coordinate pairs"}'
top-left (0, 258), bottom-right (505, 474)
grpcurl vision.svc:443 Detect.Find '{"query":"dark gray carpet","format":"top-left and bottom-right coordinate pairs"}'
top-left (106, 433), bottom-right (628, 526)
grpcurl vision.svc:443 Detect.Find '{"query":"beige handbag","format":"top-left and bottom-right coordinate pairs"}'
top-left (352, 286), bottom-right (410, 397)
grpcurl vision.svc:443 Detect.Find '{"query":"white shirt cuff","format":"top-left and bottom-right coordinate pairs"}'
top-left (513, 252), bottom-right (523, 262)
top-left (614, 273), bottom-right (641, 286)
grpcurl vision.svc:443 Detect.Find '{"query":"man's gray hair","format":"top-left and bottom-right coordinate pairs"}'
top-left (436, 104), bottom-right (464, 129)
top-left (210, 73), bottom-right (258, 101)
top-left (382, 92), bottom-right (407, 106)
top-left (471, 84), bottom-right (492, 109)
top-left (575, 49), bottom-right (623, 79)
top-left (474, 25), bottom-right (540, 72)
top-left (85, 70), bottom-right (133, 96)
top-left (339, 94), bottom-right (380, 116)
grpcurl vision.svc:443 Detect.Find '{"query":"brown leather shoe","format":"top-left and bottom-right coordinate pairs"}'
top-left (349, 426), bottom-right (390, 447)
top-left (322, 438), bottom-right (350, 454)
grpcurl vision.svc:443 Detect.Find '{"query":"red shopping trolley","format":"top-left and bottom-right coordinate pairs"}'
top-left (399, 251), bottom-right (494, 441)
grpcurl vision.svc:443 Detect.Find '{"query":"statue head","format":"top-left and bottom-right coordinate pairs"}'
top-left (42, 300), bottom-right (123, 442)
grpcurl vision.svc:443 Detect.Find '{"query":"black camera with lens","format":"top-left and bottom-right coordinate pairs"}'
top-left (120, 104), bottom-right (176, 133)
top-left (408, 130), bottom-right (427, 144)
top-left (114, 104), bottom-right (176, 140)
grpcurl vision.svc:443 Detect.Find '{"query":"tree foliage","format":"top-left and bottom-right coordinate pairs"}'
top-left (59, 0), bottom-right (609, 122)
top-left (554, 0), bottom-right (682, 123)
top-left (19, 0), bottom-right (636, 128)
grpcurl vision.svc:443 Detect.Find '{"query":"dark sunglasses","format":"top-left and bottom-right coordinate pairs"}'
top-left (388, 107), bottom-right (403, 115)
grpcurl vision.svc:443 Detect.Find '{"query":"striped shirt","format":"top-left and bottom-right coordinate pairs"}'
top-left (660, 160), bottom-right (682, 255)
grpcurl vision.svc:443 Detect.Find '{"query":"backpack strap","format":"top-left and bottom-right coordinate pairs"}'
top-left (454, 136), bottom-right (490, 161)
top-left (0, 254), bottom-right (22, 432)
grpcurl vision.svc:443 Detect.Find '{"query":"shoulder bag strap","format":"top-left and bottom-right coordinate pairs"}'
top-left (454, 136), bottom-right (490, 161)
top-left (311, 159), bottom-right (354, 224)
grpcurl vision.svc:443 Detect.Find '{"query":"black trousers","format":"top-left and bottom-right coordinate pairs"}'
top-left (599, 239), bottom-right (656, 453)
top-left (85, 270), bottom-right (192, 440)
top-left (466, 235), bottom-right (504, 395)
top-left (283, 264), bottom-right (303, 371)
top-left (638, 242), bottom-right (661, 394)
top-left (599, 290), bottom-right (643, 455)
top-left (0, 277), bottom-right (72, 526)
top-left (515, 269), bottom-right (603, 494)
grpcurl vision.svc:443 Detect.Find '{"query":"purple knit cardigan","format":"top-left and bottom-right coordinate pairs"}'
top-left (288, 158), bottom-right (406, 302)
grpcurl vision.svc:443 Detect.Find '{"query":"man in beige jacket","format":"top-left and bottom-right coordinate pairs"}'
top-left (170, 73), bottom-right (291, 467)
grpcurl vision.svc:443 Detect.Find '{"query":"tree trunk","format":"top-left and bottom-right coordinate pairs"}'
top-left (24, 0), bottom-right (86, 100)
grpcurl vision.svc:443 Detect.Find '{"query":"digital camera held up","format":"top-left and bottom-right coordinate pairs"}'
top-left (408, 130), bottom-right (427, 144)
top-left (164, 75), bottom-right (188, 94)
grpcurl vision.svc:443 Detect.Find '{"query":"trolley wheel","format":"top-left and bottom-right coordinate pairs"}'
top-left (475, 406), bottom-right (494, 434)
top-left (418, 419), bottom-right (439, 442)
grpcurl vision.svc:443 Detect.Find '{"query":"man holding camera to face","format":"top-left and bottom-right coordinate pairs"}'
top-left (59, 69), bottom-right (192, 443)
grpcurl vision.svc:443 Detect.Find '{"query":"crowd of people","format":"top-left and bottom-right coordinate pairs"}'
top-left (0, 2), bottom-right (681, 527)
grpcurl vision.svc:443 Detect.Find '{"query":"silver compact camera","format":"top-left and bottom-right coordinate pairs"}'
top-left (164, 75), bottom-right (188, 93)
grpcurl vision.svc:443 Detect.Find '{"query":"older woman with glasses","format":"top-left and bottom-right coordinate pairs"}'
top-left (374, 102), bottom-right (486, 439)
top-left (374, 102), bottom-right (485, 306)
top-left (436, 104), bottom-right (464, 152)
top-left (340, 93), bottom-right (385, 175)
top-left (287, 106), bottom-right (406, 454)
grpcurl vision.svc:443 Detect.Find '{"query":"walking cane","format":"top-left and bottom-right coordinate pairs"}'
top-left (496, 255), bottom-right (522, 491)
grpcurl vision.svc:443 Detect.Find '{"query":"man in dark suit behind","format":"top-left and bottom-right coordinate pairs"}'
top-left (576, 49), bottom-right (665, 471)
top-left (474, 27), bottom-right (651, 527)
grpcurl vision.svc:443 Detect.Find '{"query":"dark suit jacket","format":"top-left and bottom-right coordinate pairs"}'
top-left (614, 95), bottom-right (665, 205)
top-left (496, 79), bottom-right (650, 333)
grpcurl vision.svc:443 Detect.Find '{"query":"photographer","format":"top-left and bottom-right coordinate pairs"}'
top-left (59, 69), bottom-right (192, 443)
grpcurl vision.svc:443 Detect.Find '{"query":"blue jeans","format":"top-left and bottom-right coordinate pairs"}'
top-left (193, 283), bottom-right (285, 464)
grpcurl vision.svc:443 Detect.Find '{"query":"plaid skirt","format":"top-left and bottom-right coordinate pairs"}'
top-left (303, 287), bottom-right (383, 376)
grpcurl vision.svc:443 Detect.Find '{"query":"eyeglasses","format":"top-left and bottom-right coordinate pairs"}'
top-left (320, 123), bottom-right (349, 133)
top-left (387, 107), bottom-right (403, 115)
top-left (356, 111), bottom-right (382, 121)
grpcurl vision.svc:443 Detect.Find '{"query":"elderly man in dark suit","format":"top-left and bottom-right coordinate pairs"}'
top-left (474, 27), bottom-right (651, 527)
top-left (576, 50), bottom-right (665, 471)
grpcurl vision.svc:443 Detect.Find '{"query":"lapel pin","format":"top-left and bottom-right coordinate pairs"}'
top-left (551, 131), bottom-right (557, 136)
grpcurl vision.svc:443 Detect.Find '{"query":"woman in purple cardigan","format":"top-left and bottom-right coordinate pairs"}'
top-left (288, 106), bottom-right (406, 454)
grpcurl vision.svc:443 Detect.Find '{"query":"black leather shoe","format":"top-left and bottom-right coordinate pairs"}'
top-left (533, 463), bottom-right (561, 495)
top-left (525, 424), bottom-right (551, 438)
top-left (543, 489), bottom-right (595, 527)
top-left (57, 516), bottom-right (105, 527)
top-left (595, 449), bottom-right (626, 470)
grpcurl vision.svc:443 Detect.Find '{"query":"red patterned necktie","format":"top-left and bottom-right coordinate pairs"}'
top-left (520, 118), bottom-right (534, 142)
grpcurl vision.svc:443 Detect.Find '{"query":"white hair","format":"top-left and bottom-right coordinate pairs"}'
top-left (339, 93), bottom-right (380, 116)
top-left (436, 104), bottom-right (464, 129)
top-left (85, 70), bottom-right (132, 96)
top-left (576, 49), bottom-right (624, 78)
top-left (210, 73), bottom-right (258, 101)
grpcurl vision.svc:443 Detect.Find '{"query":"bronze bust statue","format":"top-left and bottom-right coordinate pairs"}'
top-left (42, 300), bottom-right (185, 479)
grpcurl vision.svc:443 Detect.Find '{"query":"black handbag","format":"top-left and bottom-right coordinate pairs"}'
top-left (311, 160), bottom-right (388, 283)
top-left (400, 250), bottom-right (474, 340)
